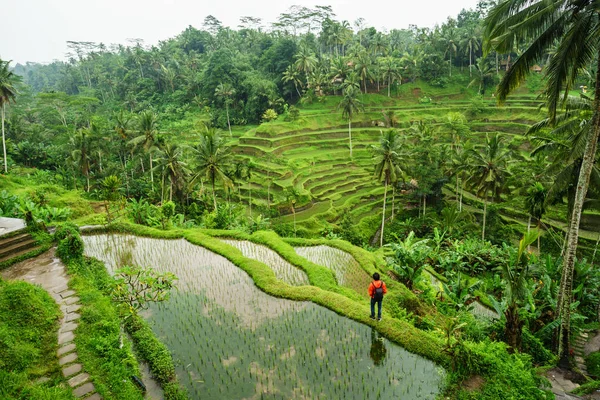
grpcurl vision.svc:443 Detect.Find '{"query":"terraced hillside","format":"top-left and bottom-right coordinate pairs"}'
top-left (225, 90), bottom-right (559, 239)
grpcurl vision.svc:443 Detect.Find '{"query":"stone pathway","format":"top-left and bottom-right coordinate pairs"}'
top-left (1, 248), bottom-right (102, 399)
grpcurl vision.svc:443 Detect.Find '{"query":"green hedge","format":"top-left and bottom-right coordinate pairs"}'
top-left (0, 279), bottom-right (74, 399)
top-left (125, 316), bottom-right (187, 400)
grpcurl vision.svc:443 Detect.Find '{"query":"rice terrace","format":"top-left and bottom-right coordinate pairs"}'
top-left (1, 1), bottom-right (600, 399)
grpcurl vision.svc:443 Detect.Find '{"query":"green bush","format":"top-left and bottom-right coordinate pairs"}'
top-left (56, 234), bottom-right (84, 261)
top-left (53, 222), bottom-right (80, 241)
top-left (587, 351), bottom-right (600, 378)
top-left (0, 280), bottom-right (66, 399)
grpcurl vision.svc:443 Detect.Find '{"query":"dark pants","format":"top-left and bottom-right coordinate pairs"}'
top-left (370, 297), bottom-right (382, 318)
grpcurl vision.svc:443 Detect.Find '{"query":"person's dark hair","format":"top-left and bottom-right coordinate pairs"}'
top-left (372, 273), bottom-right (380, 280)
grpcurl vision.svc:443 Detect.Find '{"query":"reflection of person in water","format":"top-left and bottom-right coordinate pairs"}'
top-left (369, 328), bottom-right (387, 366)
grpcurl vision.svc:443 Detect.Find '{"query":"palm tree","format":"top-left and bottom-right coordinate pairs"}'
top-left (485, 0), bottom-right (600, 365)
top-left (70, 127), bottom-right (94, 192)
top-left (468, 57), bottom-right (496, 95)
top-left (337, 86), bottom-right (363, 158)
top-left (372, 129), bottom-right (406, 247)
top-left (380, 57), bottom-right (402, 97)
top-left (282, 65), bottom-right (303, 98)
top-left (354, 51), bottom-right (372, 94)
top-left (461, 26), bottom-right (482, 77)
top-left (129, 110), bottom-right (158, 185)
top-left (465, 134), bottom-right (512, 240)
top-left (294, 46), bottom-right (317, 88)
top-left (528, 95), bottom-right (599, 223)
top-left (190, 127), bottom-right (233, 211)
top-left (215, 83), bottom-right (235, 136)
top-left (525, 182), bottom-right (548, 250)
top-left (0, 59), bottom-right (19, 174)
top-left (154, 143), bottom-right (190, 202)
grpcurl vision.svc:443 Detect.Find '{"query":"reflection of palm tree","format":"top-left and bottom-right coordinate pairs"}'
top-left (369, 328), bottom-right (387, 366)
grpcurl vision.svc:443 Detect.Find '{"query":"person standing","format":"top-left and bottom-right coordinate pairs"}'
top-left (368, 273), bottom-right (387, 321)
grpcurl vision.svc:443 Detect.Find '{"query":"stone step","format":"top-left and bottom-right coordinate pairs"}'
top-left (0, 245), bottom-right (42, 264)
top-left (57, 343), bottom-right (76, 357)
top-left (0, 233), bottom-right (30, 248)
top-left (85, 393), bottom-right (102, 400)
top-left (73, 382), bottom-right (95, 398)
top-left (0, 237), bottom-right (36, 259)
top-left (59, 352), bottom-right (78, 366)
top-left (62, 363), bottom-right (82, 378)
top-left (68, 372), bottom-right (89, 388)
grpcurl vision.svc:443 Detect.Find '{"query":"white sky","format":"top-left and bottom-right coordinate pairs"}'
top-left (1, 0), bottom-right (481, 65)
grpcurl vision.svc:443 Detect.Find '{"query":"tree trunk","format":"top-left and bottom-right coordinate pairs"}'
top-left (149, 155), bottom-right (154, 184)
top-left (248, 181), bottom-right (252, 217)
top-left (482, 197), bottom-right (487, 241)
top-left (391, 186), bottom-right (395, 220)
top-left (380, 179), bottom-right (388, 247)
top-left (212, 177), bottom-right (217, 211)
top-left (527, 216), bottom-right (532, 252)
top-left (348, 119), bottom-right (353, 158)
top-left (2, 104), bottom-right (6, 174)
top-left (388, 76), bottom-right (391, 97)
top-left (423, 195), bottom-right (427, 216)
top-left (557, 52), bottom-right (600, 367)
top-left (505, 304), bottom-right (522, 353)
top-left (537, 219), bottom-right (541, 251)
top-left (469, 43), bottom-right (472, 77)
top-left (226, 103), bottom-right (232, 137)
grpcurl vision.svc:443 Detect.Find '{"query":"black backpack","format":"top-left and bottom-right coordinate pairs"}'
top-left (373, 281), bottom-right (384, 301)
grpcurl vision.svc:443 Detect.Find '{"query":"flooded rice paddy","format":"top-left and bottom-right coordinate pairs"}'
top-left (83, 234), bottom-right (445, 399)
top-left (220, 239), bottom-right (310, 286)
top-left (294, 245), bottom-right (372, 296)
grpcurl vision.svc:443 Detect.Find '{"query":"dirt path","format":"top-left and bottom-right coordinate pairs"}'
top-left (2, 249), bottom-right (102, 399)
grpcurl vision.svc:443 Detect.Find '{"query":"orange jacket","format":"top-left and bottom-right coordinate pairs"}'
top-left (368, 280), bottom-right (387, 298)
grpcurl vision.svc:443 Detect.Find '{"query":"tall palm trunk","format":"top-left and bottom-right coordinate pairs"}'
top-left (482, 197), bottom-right (487, 241)
top-left (149, 155), bottom-right (154, 184)
top-left (226, 103), bottom-right (232, 137)
top-left (388, 76), bottom-right (391, 97)
top-left (380, 178), bottom-right (388, 247)
top-left (248, 181), bottom-right (252, 217)
top-left (557, 53), bottom-right (600, 367)
top-left (211, 176), bottom-right (217, 211)
top-left (348, 119), bottom-right (353, 158)
top-left (2, 103), bottom-right (6, 174)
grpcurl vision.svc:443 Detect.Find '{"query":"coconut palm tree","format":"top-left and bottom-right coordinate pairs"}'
top-left (282, 65), bottom-right (303, 98)
top-left (294, 45), bottom-right (317, 88)
top-left (465, 134), bottom-right (513, 240)
top-left (190, 127), bottom-right (233, 211)
top-left (485, 0), bottom-right (600, 364)
top-left (525, 182), bottom-right (548, 250)
top-left (0, 59), bottom-right (19, 174)
top-left (129, 110), bottom-right (158, 185)
top-left (154, 143), bottom-right (190, 202)
top-left (372, 129), bottom-right (406, 247)
top-left (379, 57), bottom-right (402, 97)
top-left (215, 83), bottom-right (235, 136)
top-left (337, 86), bottom-right (363, 158)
